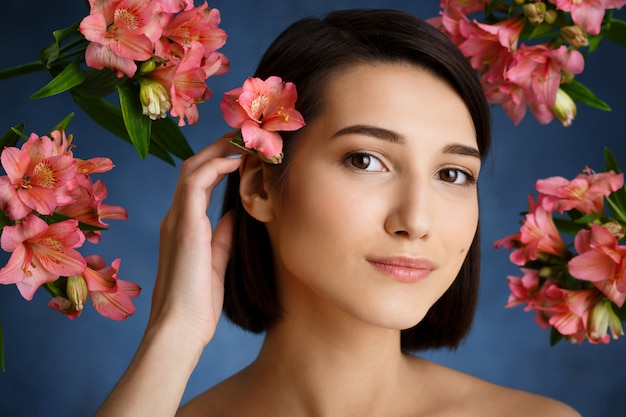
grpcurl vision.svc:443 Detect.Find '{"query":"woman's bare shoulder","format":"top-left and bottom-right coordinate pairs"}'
top-left (413, 356), bottom-right (581, 417)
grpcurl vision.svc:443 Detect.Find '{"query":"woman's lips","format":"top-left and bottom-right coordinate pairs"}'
top-left (368, 257), bottom-right (436, 282)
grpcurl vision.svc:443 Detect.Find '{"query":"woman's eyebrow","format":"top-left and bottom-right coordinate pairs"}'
top-left (331, 124), bottom-right (404, 143)
top-left (331, 125), bottom-right (481, 159)
top-left (442, 143), bottom-right (481, 159)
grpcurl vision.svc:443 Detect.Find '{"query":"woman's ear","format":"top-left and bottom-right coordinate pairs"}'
top-left (239, 154), bottom-right (275, 222)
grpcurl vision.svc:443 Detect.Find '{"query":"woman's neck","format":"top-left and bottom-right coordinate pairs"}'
top-left (242, 307), bottom-right (426, 416)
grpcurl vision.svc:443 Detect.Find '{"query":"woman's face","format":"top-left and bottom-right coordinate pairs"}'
top-left (264, 62), bottom-right (481, 331)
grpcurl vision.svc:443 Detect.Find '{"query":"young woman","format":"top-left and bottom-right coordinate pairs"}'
top-left (96, 9), bottom-right (580, 416)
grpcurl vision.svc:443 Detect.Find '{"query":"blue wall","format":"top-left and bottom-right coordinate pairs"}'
top-left (0, 1), bottom-right (625, 416)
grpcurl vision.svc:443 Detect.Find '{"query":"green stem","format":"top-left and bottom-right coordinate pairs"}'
top-left (0, 61), bottom-right (46, 80)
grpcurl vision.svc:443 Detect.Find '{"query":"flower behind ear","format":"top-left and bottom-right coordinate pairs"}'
top-left (220, 76), bottom-right (305, 164)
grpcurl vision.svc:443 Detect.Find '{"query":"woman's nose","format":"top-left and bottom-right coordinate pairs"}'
top-left (383, 180), bottom-right (432, 240)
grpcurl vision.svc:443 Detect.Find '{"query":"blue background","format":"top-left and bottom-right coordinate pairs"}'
top-left (1, 1), bottom-right (625, 416)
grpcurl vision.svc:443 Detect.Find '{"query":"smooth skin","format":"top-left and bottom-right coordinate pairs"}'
top-left (95, 63), bottom-right (581, 417)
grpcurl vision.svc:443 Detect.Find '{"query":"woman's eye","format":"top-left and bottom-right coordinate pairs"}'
top-left (439, 168), bottom-right (475, 185)
top-left (347, 153), bottom-right (386, 172)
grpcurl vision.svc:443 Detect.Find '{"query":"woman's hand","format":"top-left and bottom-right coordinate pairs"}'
top-left (149, 133), bottom-right (242, 347)
top-left (95, 134), bottom-right (242, 417)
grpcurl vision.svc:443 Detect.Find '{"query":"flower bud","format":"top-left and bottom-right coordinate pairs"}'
top-left (603, 221), bottom-right (625, 240)
top-left (66, 275), bottom-right (88, 314)
top-left (561, 25), bottom-right (588, 49)
top-left (544, 9), bottom-right (558, 24)
top-left (523, 2), bottom-right (547, 25)
top-left (589, 299), bottom-right (624, 342)
top-left (560, 70), bottom-right (575, 84)
top-left (138, 59), bottom-right (157, 76)
top-left (538, 266), bottom-right (553, 279)
top-left (552, 88), bottom-right (577, 127)
top-left (137, 78), bottom-right (172, 120)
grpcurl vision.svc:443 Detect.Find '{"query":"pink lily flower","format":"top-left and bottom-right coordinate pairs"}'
top-left (459, 17), bottom-right (524, 82)
top-left (220, 76), bottom-right (305, 163)
top-left (48, 296), bottom-right (82, 320)
top-left (506, 268), bottom-right (544, 310)
top-left (549, 287), bottom-right (606, 344)
top-left (568, 223), bottom-right (626, 306)
top-left (536, 168), bottom-right (624, 215)
top-left (506, 44), bottom-right (584, 124)
top-left (0, 133), bottom-right (77, 220)
top-left (428, 2), bottom-right (472, 45)
top-left (439, 0), bottom-right (490, 15)
top-left (84, 255), bottom-right (141, 320)
top-left (48, 255), bottom-right (140, 320)
top-left (162, 2), bottom-right (227, 55)
top-left (496, 195), bottom-right (568, 266)
top-left (56, 175), bottom-right (128, 244)
top-left (0, 215), bottom-right (86, 300)
top-left (519, 205), bottom-right (568, 258)
top-left (149, 40), bottom-right (228, 126)
top-left (159, 0), bottom-right (194, 14)
top-left (80, 0), bottom-right (165, 77)
top-left (482, 79), bottom-right (528, 125)
top-left (549, 0), bottom-right (626, 35)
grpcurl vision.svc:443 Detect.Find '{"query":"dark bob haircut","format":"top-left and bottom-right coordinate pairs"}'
top-left (221, 9), bottom-right (491, 351)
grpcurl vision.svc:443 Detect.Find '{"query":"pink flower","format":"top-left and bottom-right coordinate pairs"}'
top-left (568, 223), bottom-right (626, 306)
top-left (220, 76), bottom-right (305, 163)
top-left (84, 255), bottom-right (141, 320)
top-left (48, 255), bottom-right (140, 320)
top-left (149, 40), bottom-right (228, 126)
top-left (0, 215), bottom-right (86, 300)
top-left (549, 287), bottom-right (606, 344)
top-left (80, 0), bottom-right (165, 77)
top-left (56, 174), bottom-right (128, 244)
top-left (458, 18), bottom-right (525, 83)
top-left (159, 0), bottom-right (194, 14)
top-left (0, 133), bottom-right (77, 220)
top-left (161, 2), bottom-right (226, 54)
top-left (506, 44), bottom-right (584, 124)
top-left (549, 0), bottom-right (626, 35)
top-left (495, 195), bottom-right (568, 266)
top-left (536, 168), bottom-right (624, 215)
top-left (482, 79), bottom-right (528, 125)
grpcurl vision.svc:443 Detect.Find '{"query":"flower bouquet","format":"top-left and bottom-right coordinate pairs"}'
top-left (495, 148), bottom-right (626, 345)
top-left (429, 0), bottom-right (626, 126)
top-left (0, 115), bottom-right (138, 370)
top-left (0, 0), bottom-right (229, 164)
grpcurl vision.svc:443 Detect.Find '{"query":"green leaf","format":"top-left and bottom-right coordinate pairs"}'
top-left (71, 68), bottom-right (124, 98)
top-left (39, 22), bottom-right (80, 67)
top-left (587, 34), bottom-right (604, 52)
top-left (485, 0), bottom-right (507, 15)
top-left (118, 83), bottom-right (152, 159)
top-left (51, 113), bottom-right (75, 133)
top-left (604, 19), bottom-right (626, 47)
top-left (522, 22), bottom-right (562, 41)
top-left (552, 217), bottom-right (586, 235)
top-left (30, 60), bottom-right (86, 99)
top-left (70, 92), bottom-right (175, 165)
top-left (549, 327), bottom-right (564, 346)
top-left (560, 80), bottom-right (611, 111)
top-left (10, 127), bottom-right (29, 141)
top-left (40, 212), bottom-right (109, 232)
top-left (151, 117), bottom-right (195, 161)
top-left (604, 148), bottom-right (626, 222)
top-left (0, 124), bottom-right (24, 148)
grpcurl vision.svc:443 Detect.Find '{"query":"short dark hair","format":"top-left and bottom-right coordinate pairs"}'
top-left (221, 9), bottom-right (491, 350)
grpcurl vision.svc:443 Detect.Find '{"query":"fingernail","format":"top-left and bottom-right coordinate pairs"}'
top-left (226, 153), bottom-right (243, 159)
